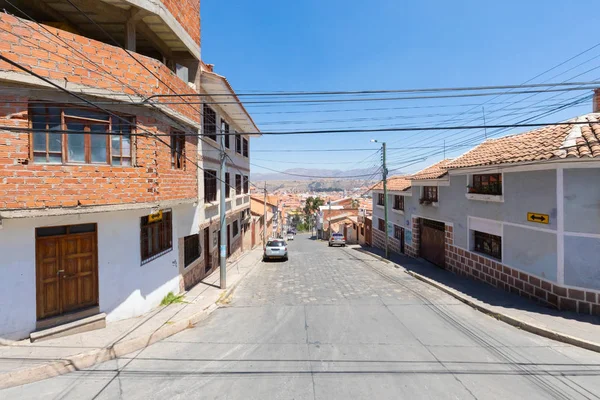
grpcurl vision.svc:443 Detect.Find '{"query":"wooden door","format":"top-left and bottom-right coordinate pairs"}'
top-left (227, 225), bottom-right (231, 257)
top-left (420, 219), bottom-right (446, 268)
top-left (36, 225), bottom-right (98, 320)
top-left (204, 227), bottom-right (211, 273)
top-left (61, 233), bottom-right (97, 314)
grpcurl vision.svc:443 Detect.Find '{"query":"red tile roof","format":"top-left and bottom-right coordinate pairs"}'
top-left (411, 159), bottom-right (453, 180)
top-left (447, 114), bottom-right (600, 169)
top-left (371, 176), bottom-right (411, 191)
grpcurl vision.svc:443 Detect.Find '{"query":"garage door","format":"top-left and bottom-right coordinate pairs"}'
top-left (420, 219), bottom-right (445, 268)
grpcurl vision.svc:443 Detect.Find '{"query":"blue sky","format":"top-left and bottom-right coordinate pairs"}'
top-left (202, 0), bottom-right (600, 177)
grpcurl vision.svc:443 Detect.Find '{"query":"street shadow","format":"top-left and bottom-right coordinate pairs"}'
top-left (353, 245), bottom-right (600, 328)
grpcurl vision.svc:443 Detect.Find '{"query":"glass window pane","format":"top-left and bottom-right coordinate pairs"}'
top-left (48, 154), bottom-right (62, 164)
top-left (49, 132), bottom-right (62, 153)
top-left (69, 223), bottom-right (96, 234)
top-left (66, 121), bottom-right (85, 162)
top-left (111, 135), bottom-right (121, 155)
top-left (34, 154), bottom-right (47, 163)
top-left (91, 125), bottom-right (107, 163)
top-left (65, 108), bottom-right (109, 121)
top-left (33, 131), bottom-right (46, 152)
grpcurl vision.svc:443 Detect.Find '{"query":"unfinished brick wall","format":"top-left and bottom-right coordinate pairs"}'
top-left (0, 98), bottom-right (198, 209)
top-left (161, 0), bottom-right (201, 47)
top-left (0, 14), bottom-right (201, 123)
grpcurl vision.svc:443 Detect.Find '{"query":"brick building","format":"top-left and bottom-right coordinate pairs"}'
top-left (0, 1), bottom-right (259, 340)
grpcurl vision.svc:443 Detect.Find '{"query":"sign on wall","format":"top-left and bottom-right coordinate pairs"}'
top-left (527, 212), bottom-right (549, 224)
top-left (148, 210), bottom-right (163, 223)
top-left (387, 222), bottom-right (394, 238)
top-left (405, 230), bottom-right (412, 246)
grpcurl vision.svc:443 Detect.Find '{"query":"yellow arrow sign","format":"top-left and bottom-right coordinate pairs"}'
top-left (527, 212), bottom-right (549, 224)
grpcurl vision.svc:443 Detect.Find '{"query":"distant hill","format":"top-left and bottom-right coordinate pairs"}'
top-left (251, 167), bottom-right (378, 182)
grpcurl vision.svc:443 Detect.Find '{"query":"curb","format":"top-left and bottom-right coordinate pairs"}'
top-left (405, 270), bottom-right (600, 354)
top-left (0, 251), bottom-right (263, 390)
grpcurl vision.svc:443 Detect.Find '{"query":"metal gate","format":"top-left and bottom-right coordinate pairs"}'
top-left (419, 219), bottom-right (445, 268)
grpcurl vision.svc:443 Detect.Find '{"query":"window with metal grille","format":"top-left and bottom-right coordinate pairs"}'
top-left (243, 175), bottom-right (249, 194)
top-left (140, 211), bottom-right (172, 264)
top-left (222, 120), bottom-right (230, 148)
top-left (471, 174), bottom-right (502, 195)
top-left (236, 174), bottom-right (242, 194)
top-left (378, 218), bottom-right (385, 231)
top-left (394, 225), bottom-right (402, 240)
top-left (422, 186), bottom-right (438, 202)
top-left (225, 172), bottom-right (231, 198)
top-left (473, 231), bottom-right (502, 260)
top-left (204, 170), bottom-right (217, 203)
top-left (203, 104), bottom-right (217, 141)
top-left (236, 134), bottom-right (242, 154)
top-left (393, 195), bottom-right (404, 211)
top-left (171, 130), bottom-right (185, 169)
top-left (183, 233), bottom-right (200, 267)
top-left (243, 138), bottom-right (248, 157)
top-left (377, 193), bottom-right (385, 206)
top-left (232, 220), bottom-right (239, 237)
top-left (30, 104), bottom-right (134, 165)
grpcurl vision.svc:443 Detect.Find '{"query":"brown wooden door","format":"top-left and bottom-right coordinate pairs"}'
top-left (36, 225), bottom-right (98, 320)
top-left (204, 227), bottom-right (211, 273)
top-left (227, 225), bottom-right (231, 257)
top-left (420, 219), bottom-right (446, 268)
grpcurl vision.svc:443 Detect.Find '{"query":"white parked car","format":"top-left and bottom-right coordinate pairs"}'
top-left (286, 233), bottom-right (294, 241)
top-left (263, 239), bottom-right (288, 261)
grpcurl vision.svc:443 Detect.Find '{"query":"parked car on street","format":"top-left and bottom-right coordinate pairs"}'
top-left (287, 233), bottom-right (294, 241)
top-left (263, 239), bottom-right (288, 261)
top-left (329, 233), bottom-right (346, 247)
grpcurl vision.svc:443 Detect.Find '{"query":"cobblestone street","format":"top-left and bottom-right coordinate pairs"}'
top-left (3, 234), bottom-right (600, 399)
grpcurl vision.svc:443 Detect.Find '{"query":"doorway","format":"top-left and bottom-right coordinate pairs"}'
top-left (204, 227), bottom-right (211, 273)
top-left (35, 224), bottom-right (99, 321)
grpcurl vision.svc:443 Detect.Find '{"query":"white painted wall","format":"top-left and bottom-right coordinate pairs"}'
top-left (0, 204), bottom-right (197, 340)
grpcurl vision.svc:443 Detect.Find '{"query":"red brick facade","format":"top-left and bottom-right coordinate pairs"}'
top-left (0, 14), bottom-right (201, 123)
top-left (0, 99), bottom-right (197, 210)
top-left (161, 0), bottom-right (201, 47)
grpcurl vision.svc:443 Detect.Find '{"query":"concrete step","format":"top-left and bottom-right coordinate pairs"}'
top-left (30, 313), bottom-right (106, 343)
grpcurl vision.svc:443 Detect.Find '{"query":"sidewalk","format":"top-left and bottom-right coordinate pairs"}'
top-left (354, 245), bottom-right (600, 353)
top-left (0, 247), bottom-right (264, 389)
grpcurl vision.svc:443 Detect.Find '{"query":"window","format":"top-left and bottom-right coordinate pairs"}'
top-left (243, 175), bottom-right (249, 194)
top-left (377, 193), bottom-right (385, 206)
top-left (471, 174), bottom-right (502, 195)
top-left (171, 130), bottom-right (185, 169)
top-left (243, 138), bottom-right (248, 157)
top-left (140, 210), bottom-right (172, 264)
top-left (393, 195), bottom-right (404, 211)
top-left (31, 104), bottom-right (134, 165)
top-left (225, 172), bottom-right (231, 198)
top-left (203, 104), bottom-right (217, 141)
top-left (183, 233), bottom-right (200, 267)
top-left (111, 119), bottom-right (132, 166)
top-left (232, 220), bottom-right (239, 237)
top-left (222, 120), bottom-right (230, 148)
top-left (235, 134), bottom-right (242, 154)
top-left (422, 186), bottom-right (438, 202)
top-left (473, 231), bottom-right (502, 260)
top-left (204, 170), bottom-right (217, 203)
top-left (235, 174), bottom-right (242, 194)
top-left (394, 225), bottom-right (403, 240)
top-left (378, 218), bottom-right (385, 231)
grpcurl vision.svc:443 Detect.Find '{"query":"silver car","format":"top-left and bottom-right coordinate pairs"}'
top-left (329, 233), bottom-right (346, 247)
top-left (263, 239), bottom-right (288, 261)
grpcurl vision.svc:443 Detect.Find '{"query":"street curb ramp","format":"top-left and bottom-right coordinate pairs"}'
top-left (405, 270), bottom-right (600, 354)
top-left (0, 252), bottom-right (263, 390)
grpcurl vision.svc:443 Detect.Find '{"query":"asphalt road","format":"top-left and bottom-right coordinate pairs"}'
top-left (4, 234), bottom-right (600, 399)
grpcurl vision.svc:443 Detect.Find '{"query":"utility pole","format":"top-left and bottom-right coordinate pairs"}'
top-left (219, 131), bottom-right (227, 289)
top-left (263, 181), bottom-right (267, 246)
top-left (372, 139), bottom-right (389, 258)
